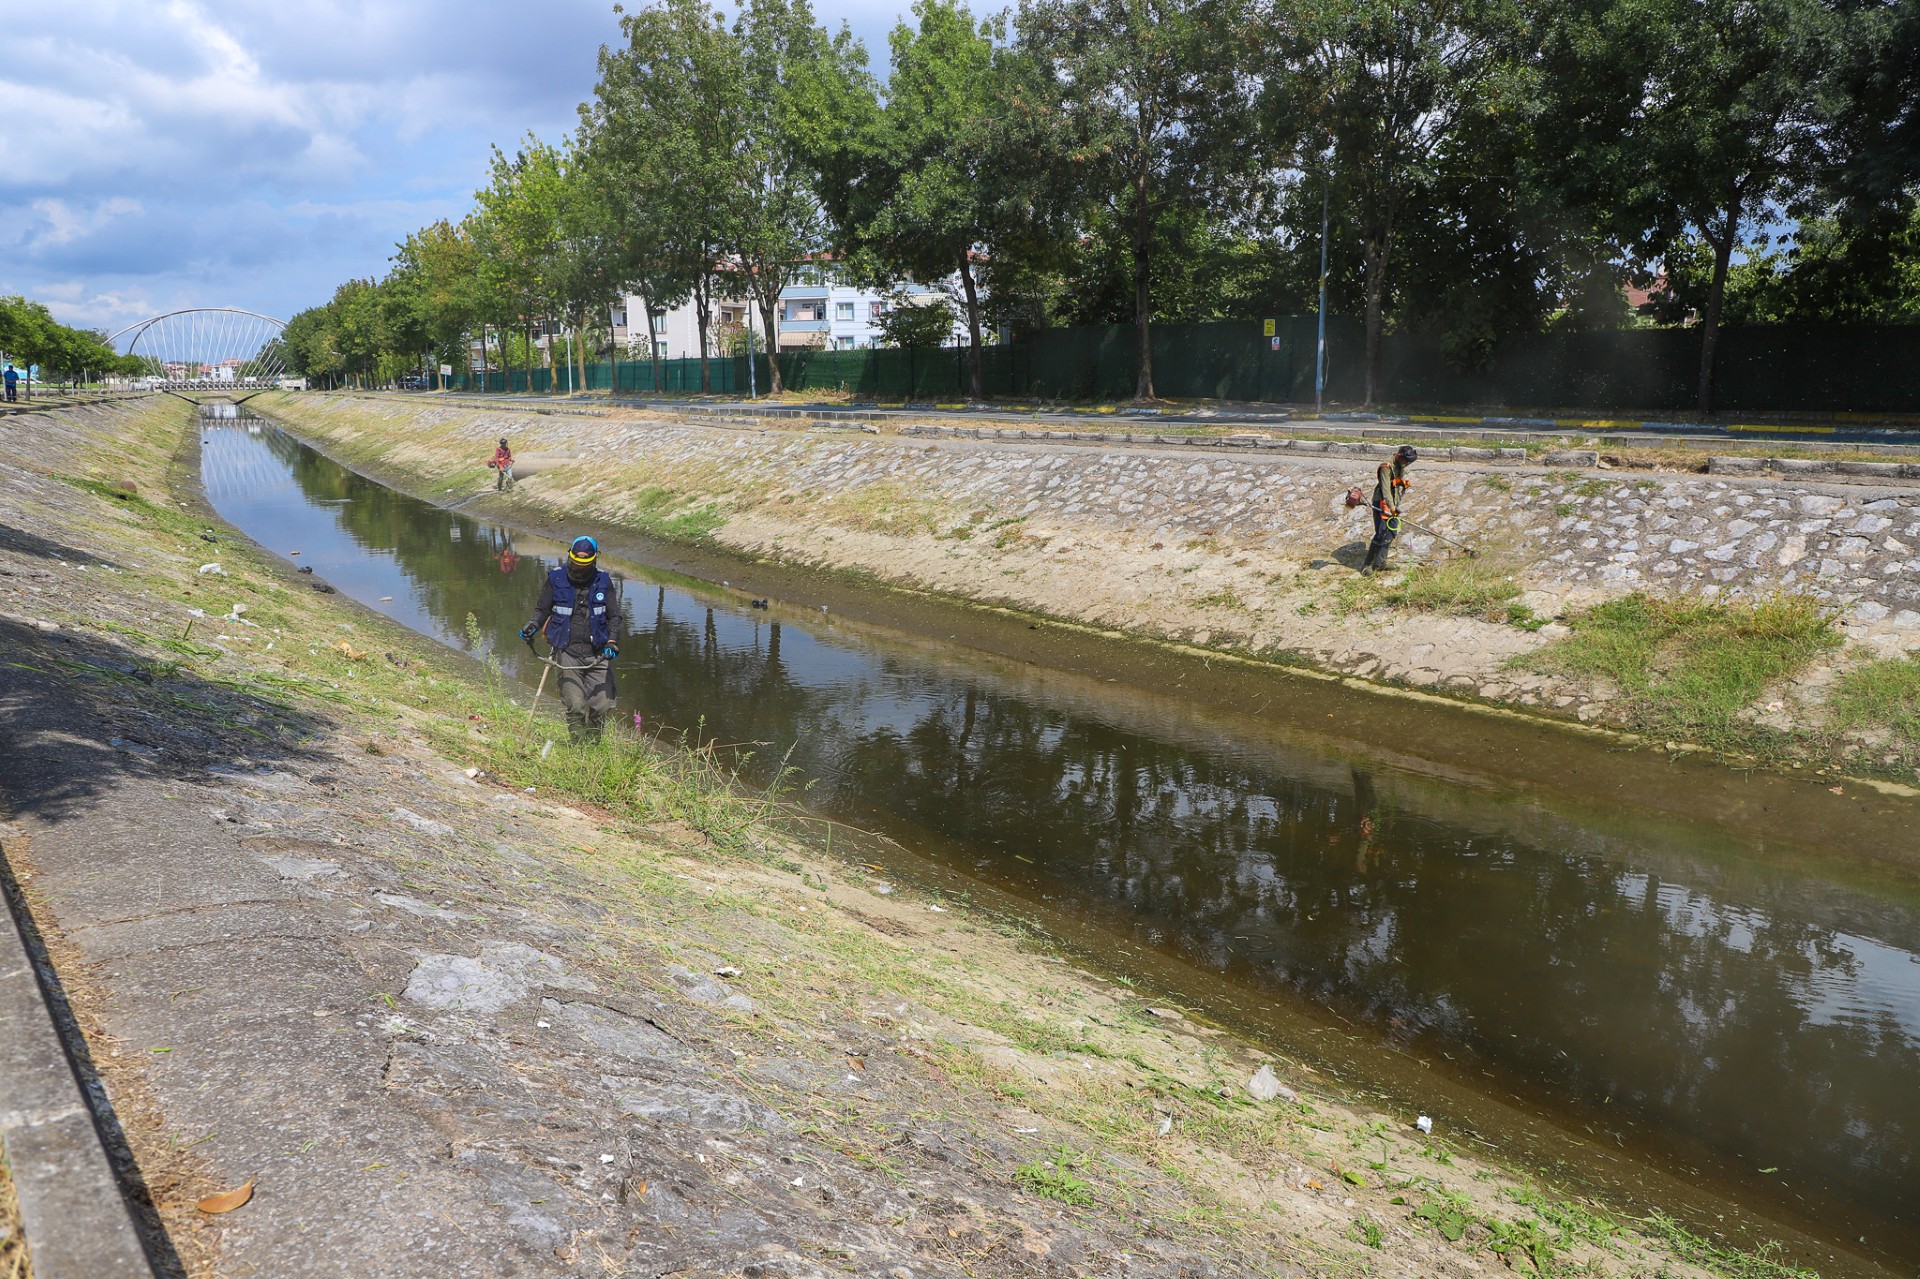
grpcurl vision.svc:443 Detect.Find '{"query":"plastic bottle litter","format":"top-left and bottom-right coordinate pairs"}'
top-left (539, 740), bottom-right (554, 760)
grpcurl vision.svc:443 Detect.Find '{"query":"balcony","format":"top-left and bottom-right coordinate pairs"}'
top-left (778, 318), bottom-right (828, 333)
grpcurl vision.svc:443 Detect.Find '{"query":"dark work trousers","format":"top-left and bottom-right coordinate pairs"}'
top-left (1365, 509), bottom-right (1398, 570)
top-left (557, 655), bottom-right (616, 741)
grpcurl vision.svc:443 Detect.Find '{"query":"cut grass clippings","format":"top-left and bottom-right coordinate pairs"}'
top-left (0, 1141), bottom-right (30, 1279)
top-left (1336, 555), bottom-right (1526, 624)
top-left (1521, 592), bottom-right (1841, 749)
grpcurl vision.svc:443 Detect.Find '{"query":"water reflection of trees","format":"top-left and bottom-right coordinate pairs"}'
top-left (249, 423), bottom-right (1917, 1222)
top-left (626, 601), bottom-right (1918, 1216)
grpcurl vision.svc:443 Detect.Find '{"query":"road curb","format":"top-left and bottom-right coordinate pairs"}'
top-left (0, 834), bottom-right (157, 1279)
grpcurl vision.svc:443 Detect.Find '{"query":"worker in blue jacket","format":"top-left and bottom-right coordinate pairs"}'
top-left (521, 536), bottom-right (621, 740)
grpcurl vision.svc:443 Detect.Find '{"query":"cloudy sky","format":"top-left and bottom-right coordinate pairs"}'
top-left (1, 0), bottom-right (906, 338)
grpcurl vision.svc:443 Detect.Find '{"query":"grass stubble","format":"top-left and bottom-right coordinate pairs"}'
top-left (19, 394), bottom-right (1842, 1277)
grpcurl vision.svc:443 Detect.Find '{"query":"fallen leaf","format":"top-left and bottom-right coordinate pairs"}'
top-left (847, 1056), bottom-right (866, 1072)
top-left (1828, 786), bottom-right (1844, 795)
top-left (197, 1180), bottom-right (254, 1214)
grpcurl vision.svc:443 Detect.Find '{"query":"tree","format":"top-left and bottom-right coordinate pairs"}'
top-left (582, 42), bottom-right (696, 395)
top-left (393, 219), bottom-right (481, 389)
top-left (796, 0), bottom-right (1027, 398)
top-left (1016, 0), bottom-right (1275, 399)
top-left (873, 294), bottom-right (960, 347)
top-left (1309, 0), bottom-right (1513, 405)
top-left (476, 138), bottom-right (577, 392)
top-left (591, 0), bottom-right (744, 393)
top-left (1529, 0), bottom-right (1835, 413)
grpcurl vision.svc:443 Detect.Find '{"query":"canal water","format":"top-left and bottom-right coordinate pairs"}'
top-left (201, 408), bottom-right (1920, 1274)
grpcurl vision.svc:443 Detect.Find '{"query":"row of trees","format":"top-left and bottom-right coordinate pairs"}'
top-left (290, 0), bottom-right (1919, 411)
top-left (0, 296), bottom-right (153, 393)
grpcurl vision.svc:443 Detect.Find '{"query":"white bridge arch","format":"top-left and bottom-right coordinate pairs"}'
top-left (108, 308), bottom-right (289, 392)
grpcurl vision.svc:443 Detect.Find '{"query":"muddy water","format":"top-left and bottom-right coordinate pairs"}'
top-left (201, 409), bottom-right (1920, 1274)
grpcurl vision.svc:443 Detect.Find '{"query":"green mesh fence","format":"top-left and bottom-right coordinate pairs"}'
top-left (446, 321), bottom-right (1920, 413)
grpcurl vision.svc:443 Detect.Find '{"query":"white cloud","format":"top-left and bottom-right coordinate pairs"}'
top-left (1, 0), bottom-right (917, 328)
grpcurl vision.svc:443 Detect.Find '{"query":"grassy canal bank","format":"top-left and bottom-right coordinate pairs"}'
top-left (0, 398), bottom-right (1856, 1268)
top-left (255, 390), bottom-right (1920, 783)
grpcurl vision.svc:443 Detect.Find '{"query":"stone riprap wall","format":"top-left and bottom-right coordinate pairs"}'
top-left (262, 395), bottom-right (1920, 713)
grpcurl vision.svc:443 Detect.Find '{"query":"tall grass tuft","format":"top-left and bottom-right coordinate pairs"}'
top-left (1522, 592), bottom-right (1840, 745)
top-left (451, 614), bottom-right (795, 862)
top-left (1336, 555), bottom-right (1524, 623)
top-left (1827, 654), bottom-right (1920, 760)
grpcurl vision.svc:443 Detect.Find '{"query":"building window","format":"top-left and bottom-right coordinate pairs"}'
top-left (835, 301), bottom-right (855, 320)
top-left (869, 300), bottom-right (889, 319)
top-left (652, 314), bottom-right (668, 335)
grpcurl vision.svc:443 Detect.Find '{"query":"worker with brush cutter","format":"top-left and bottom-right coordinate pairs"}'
top-left (1361, 445), bottom-right (1417, 574)
top-left (519, 536), bottom-right (621, 741)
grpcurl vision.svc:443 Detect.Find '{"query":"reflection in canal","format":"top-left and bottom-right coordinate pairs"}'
top-left (202, 411), bottom-right (1920, 1267)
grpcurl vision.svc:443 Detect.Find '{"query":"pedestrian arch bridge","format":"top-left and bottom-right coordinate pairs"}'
top-left (108, 308), bottom-right (290, 400)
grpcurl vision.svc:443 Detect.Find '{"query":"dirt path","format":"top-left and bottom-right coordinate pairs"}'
top-left (0, 396), bottom-right (1821, 1277)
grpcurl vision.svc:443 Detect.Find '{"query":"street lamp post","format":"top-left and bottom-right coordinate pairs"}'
top-left (1316, 179), bottom-right (1330, 418)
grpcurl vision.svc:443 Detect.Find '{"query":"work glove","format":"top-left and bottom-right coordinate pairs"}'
top-left (519, 623), bottom-right (538, 641)
top-left (601, 644), bottom-right (619, 660)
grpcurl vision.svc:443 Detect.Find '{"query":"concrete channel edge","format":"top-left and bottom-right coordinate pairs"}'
top-left (0, 833), bottom-right (158, 1279)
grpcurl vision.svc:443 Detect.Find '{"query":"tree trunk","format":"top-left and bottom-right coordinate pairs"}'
top-left (960, 256), bottom-right (984, 401)
top-left (644, 298), bottom-right (663, 393)
top-left (524, 320), bottom-right (535, 394)
top-left (758, 289), bottom-right (784, 395)
top-left (1132, 192), bottom-right (1154, 401)
top-left (1362, 237), bottom-right (1388, 409)
top-left (694, 280), bottom-right (713, 393)
top-left (1697, 208), bottom-right (1739, 416)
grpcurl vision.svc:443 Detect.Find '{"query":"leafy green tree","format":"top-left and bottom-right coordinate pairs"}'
top-left (590, 0), bottom-right (743, 393)
top-left (393, 219), bottom-right (482, 389)
top-left (1016, 0), bottom-right (1275, 399)
top-left (282, 305), bottom-right (344, 385)
top-left (800, 0), bottom-right (1035, 398)
top-left (872, 295), bottom-right (960, 347)
top-left (1309, 0), bottom-right (1515, 404)
top-left (1529, 0), bottom-right (1835, 412)
top-left (730, 0), bottom-right (849, 394)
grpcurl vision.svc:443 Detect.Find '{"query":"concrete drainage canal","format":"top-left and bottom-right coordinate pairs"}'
top-left (202, 404), bottom-right (1920, 1276)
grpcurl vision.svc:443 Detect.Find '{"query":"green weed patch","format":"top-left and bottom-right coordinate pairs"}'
top-left (1337, 556), bottom-right (1524, 623)
top-left (1828, 655), bottom-right (1920, 758)
top-left (631, 486), bottom-right (725, 542)
top-left (1523, 593), bottom-right (1839, 745)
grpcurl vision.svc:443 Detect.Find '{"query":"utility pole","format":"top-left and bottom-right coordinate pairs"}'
top-left (745, 287), bottom-right (758, 400)
top-left (1316, 180), bottom-right (1330, 418)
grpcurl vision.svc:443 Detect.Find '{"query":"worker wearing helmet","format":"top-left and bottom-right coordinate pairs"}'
top-left (489, 437), bottom-right (515, 490)
top-left (1362, 445), bottom-right (1418, 574)
top-left (520, 536), bottom-right (621, 740)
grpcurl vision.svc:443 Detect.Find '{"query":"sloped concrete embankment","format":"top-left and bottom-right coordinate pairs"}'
top-left (0, 393), bottom-right (1792, 1279)
top-left (261, 393), bottom-right (1920, 748)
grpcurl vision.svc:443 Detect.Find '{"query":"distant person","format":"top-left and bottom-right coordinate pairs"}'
top-left (3, 364), bottom-right (17, 402)
top-left (519, 536), bottom-right (620, 741)
top-left (488, 437), bottom-right (514, 490)
top-left (1361, 445), bottom-right (1417, 575)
